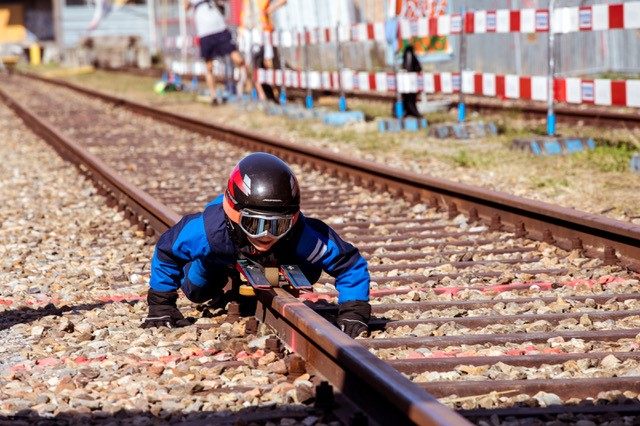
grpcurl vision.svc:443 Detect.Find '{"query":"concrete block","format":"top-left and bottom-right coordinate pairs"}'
top-left (452, 124), bottom-right (470, 139)
top-left (485, 122), bottom-right (499, 135)
top-left (429, 121), bottom-right (497, 139)
top-left (466, 121), bottom-right (486, 138)
top-left (282, 105), bottom-right (317, 120)
top-left (512, 137), bottom-right (596, 156)
top-left (378, 119), bottom-right (403, 132)
top-left (543, 140), bottom-right (563, 155)
top-left (631, 153), bottom-right (640, 173)
top-left (378, 117), bottom-right (428, 133)
top-left (429, 125), bottom-right (451, 138)
top-left (322, 111), bottom-right (365, 126)
top-left (564, 138), bottom-right (584, 153)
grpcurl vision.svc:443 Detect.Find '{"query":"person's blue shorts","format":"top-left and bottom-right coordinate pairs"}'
top-left (199, 29), bottom-right (236, 61)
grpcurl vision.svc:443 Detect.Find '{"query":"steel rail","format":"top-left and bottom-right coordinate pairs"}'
top-left (0, 82), bottom-right (469, 426)
top-left (20, 72), bottom-right (640, 273)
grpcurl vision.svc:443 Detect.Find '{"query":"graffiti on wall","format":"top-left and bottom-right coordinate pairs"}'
top-left (397, 0), bottom-right (451, 60)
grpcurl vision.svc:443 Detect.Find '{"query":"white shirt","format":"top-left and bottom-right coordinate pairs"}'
top-left (190, 0), bottom-right (227, 37)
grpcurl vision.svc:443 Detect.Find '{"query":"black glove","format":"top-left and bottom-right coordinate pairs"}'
top-left (141, 289), bottom-right (192, 329)
top-left (336, 301), bottom-right (371, 338)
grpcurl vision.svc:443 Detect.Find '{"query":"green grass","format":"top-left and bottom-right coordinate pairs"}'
top-left (574, 145), bottom-right (636, 173)
top-left (446, 149), bottom-right (497, 169)
top-left (531, 176), bottom-right (570, 189)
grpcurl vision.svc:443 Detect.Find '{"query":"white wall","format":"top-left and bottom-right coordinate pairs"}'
top-left (61, 4), bottom-right (151, 47)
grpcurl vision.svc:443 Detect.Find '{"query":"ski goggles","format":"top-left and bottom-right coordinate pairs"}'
top-left (238, 210), bottom-right (296, 239)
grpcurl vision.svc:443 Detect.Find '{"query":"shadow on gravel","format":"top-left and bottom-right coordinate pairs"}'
top-left (0, 302), bottom-right (107, 332)
top-left (0, 405), bottom-right (324, 426)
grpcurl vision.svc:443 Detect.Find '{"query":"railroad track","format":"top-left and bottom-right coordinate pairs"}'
top-left (2, 72), bottom-right (640, 424)
top-left (108, 66), bottom-right (640, 129)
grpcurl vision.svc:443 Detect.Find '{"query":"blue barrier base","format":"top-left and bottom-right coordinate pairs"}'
top-left (429, 121), bottom-right (498, 139)
top-left (262, 103), bottom-right (329, 119)
top-left (322, 110), bottom-right (365, 126)
top-left (630, 153), bottom-right (640, 173)
top-left (512, 136), bottom-right (596, 156)
top-left (236, 99), bottom-right (363, 126)
top-left (378, 117), bottom-right (428, 133)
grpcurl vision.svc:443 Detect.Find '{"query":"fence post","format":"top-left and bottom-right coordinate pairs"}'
top-left (304, 26), bottom-right (313, 109)
top-left (458, 8), bottom-right (467, 123)
top-left (279, 30), bottom-right (287, 106)
top-left (547, 0), bottom-right (556, 136)
top-left (335, 25), bottom-right (347, 112)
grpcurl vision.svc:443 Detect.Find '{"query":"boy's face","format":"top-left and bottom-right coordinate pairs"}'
top-left (247, 235), bottom-right (278, 252)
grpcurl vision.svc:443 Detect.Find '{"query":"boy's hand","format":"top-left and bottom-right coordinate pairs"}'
top-left (141, 289), bottom-right (192, 329)
top-left (337, 300), bottom-right (371, 338)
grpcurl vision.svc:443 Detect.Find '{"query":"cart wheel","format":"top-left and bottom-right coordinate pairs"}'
top-left (264, 267), bottom-right (280, 286)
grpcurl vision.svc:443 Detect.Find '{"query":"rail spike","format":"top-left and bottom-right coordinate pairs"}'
top-left (448, 202), bottom-right (459, 220)
top-left (467, 207), bottom-right (480, 223)
top-left (571, 237), bottom-right (584, 253)
top-left (489, 214), bottom-right (502, 231)
top-left (543, 229), bottom-right (556, 245)
top-left (603, 245), bottom-right (619, 266)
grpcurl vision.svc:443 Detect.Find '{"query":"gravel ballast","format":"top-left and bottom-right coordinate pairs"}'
top-left (0, 103), bottom-right (331, 425)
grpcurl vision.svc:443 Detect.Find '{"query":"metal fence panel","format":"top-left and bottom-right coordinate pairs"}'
top-left (61, 5), bottom-right (151, 48)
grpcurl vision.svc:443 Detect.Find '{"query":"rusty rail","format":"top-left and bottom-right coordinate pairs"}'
top-left (0, 81), bottom-right (470, 426)
top-left (20, 72), bottom-right (640, 273)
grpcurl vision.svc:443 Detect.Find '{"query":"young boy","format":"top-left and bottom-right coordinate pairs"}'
top-left (186, 0), bottom-right (250, 103)
top-left (142, 152), bottom-right (371, 338)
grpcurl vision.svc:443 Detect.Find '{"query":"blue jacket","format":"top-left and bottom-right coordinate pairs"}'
top-left (149, 195), bottom-right (370, 303)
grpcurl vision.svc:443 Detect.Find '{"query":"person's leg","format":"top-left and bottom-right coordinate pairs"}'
top-left (230, 49), bottom-right (265, 100)
top-left (251, 50), bottom-right (268, 101)
top-left (204, 59), bottom-right (218, 102)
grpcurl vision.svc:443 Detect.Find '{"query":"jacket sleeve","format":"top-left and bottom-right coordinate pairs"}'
top-left (295, 217), bottom-right (370, 303)
top-left (149, 213), bottom-right (212, 292)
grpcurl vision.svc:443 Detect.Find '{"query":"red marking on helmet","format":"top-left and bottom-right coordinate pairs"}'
top-left (229, 165), bottom-right (250, 196)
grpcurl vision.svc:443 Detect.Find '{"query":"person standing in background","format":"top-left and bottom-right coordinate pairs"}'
top-left (240, 0), bottom-right (288, 102)
top-left (185, 0), bottom-right (251, 104)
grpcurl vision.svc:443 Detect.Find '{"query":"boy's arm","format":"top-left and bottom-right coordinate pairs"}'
top-left (143, 213), bottom-right (211, 328)
top-left (295, 217), bottom-right (371, 337)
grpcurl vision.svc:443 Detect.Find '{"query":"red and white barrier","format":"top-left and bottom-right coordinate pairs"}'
top-left (239, 1), bottom-right (640, 48)
top-left (256, 68), bottom-right (640, 108)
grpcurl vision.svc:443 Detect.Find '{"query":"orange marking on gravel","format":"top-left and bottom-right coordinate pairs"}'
top-left (36, 357), bottom-right (61, 367)
top-left (434, 287), bottom-right (461, 296)
top-left (430, 350), bottom-right (459, 358)
top-left (455, 351), bottom-right (479, 357)
top-left (235, 349), bottom-right (266, 361)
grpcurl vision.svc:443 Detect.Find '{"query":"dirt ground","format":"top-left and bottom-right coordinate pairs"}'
top-left (28, 68), bottom-right (640, 224)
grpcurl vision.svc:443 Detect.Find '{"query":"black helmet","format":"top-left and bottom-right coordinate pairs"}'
top-left (225, 152), bottom-right (300, 214)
